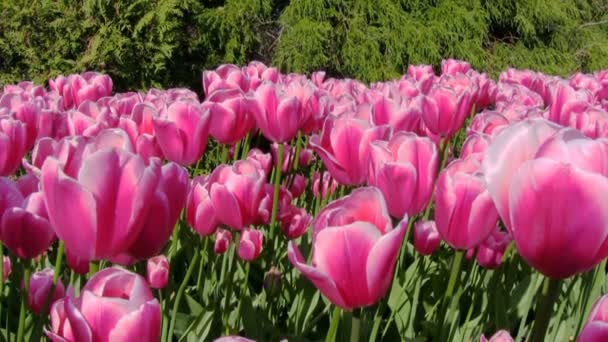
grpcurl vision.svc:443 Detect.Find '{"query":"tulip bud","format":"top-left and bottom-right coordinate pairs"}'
top-left (3, 256), bottom-right (11, 282)
top-left (147, 255), bottom-right (169, 289)
top-left (263, 266), bottom-right (282, 297)
top-left (480, 330), bottom-right (514, 342)
top-left (413, 220), bottom-right (441, 256)
top-left (214, 229), bottom-right (232, 254)
top-left (27, 268), bottom-right (65, 314)
top-left (238, 228), bottom-right (263, 261)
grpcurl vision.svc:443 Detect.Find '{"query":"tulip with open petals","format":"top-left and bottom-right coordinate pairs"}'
top-left (288, 187), bottom-right (407, 309)
top-left (238, 228), bottom-right (263, 261)
top-left (46, 267), bottom-right (161, 342)
top-left (27, 268), bottom-right (65, 314)
top-left (580, 294), bottom-right (608, 341)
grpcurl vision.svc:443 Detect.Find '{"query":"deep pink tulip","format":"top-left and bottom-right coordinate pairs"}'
top-left (248, 83), bottom-right (302, 143)
top-left (49, 73), bottom-right (113, 109)
top-left (421, 86), bottom-right (472, 138)
top-left (474, 229), bottom-right (511, 269)
top-left (482, 119), bottom-right (562, 231)
top-left (289, 174), bottom-right (306, 198)
top-left (27, 268), bottom-right (65, 314)
top-left (288, 187), bottom-right (407, 310)
top-left (370, 95), bottom-right (422, 133)
top-left (413, 220), bottom-right (441, 256)
top-left (368, 132), bottom-right (438, 218)
top-left (312, 171), bottom-right (337, 200)
top-left (441, 59), bottom-right (471, 75)
top-left (311, 116), bottom-right (392, 185)
top-left (580, 294), bottom-right (608, 341)
top-left (214, 229), bottom-right (232, 254)
top-left (203, 89), bottom-right (255, 144)
top-left (243, 61), bottom-right (279, 89)
top-left (0, 117), bottom-right (27, 176)
top-left (46, 267), bottom-right (161, 342)
top-left (480, 330), bottom-right (514, 342)
top-left (238, 228), bottom-right (263, 261)
top-left (153, 101), bottom-right (211, 166)
top-left (146, 255), bottom-right (169, 289)
top-left (41, 148), bottom-right (165, 263)
top-left (435, 155), bottom-right (498, 250)
top-left (0, 177), bottom-right (23, 217)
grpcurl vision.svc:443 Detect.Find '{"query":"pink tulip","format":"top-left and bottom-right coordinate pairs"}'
top-left (311, 116), bottom-right (392, 185)
top-left (203, 64), bottom-right (249, 95)
top-left (467, 112), bottom-right (509, 137)
top-left (471, 228), bottom-right (512, 269)
top-left (368, 132), bottom-right (438, 218)
top-left (187, 176), bottom-right (219, 237)
top-left (153, 101), bottom-right (211, 166)
top-left (413, 220), bottom-right (441, 256)
top-left (480, 330), bottom-right (514, 342)
top-left (435, 155), bottom-right (498, 250)
top-left (580, 294), bottom-right (608, 341)
top-left (248, 83), bottom-right (302, 143)
top-left (246, 149), bottom-right (272, 177)
top-left (46, 267), bottom-right (161, 342)
top-left (238, 228), bottom-right (263, 261)
top-left (49, 73), bottom-right (113, 109)
top-left (147, 255), bottom-right (169, 289)
top-left (460, 132), bottom-right (491, 158)
top-left (421, 86), bottom-right (473, 138)
top-left (41, 148), bottom-right (166, 263)
top-left (441, 59), bottom-right (471, 75)
top-left (214, 337), bottom-right (255, 342)
top-left (482, 119), bottom-right (562, 232)
top-left (312, 171), bottom-right (337, 200)
top-left (118, 162), bottom-right (189, 262)
top-left (203, 89), bottom-right (255, 144)
top-left (288, 187), bottom-right (407, 309)
top-left (496, 128), bottom-right (608, 278)
top-left (280, 205), bottom-right (312, 240)
top-left (3, 256), bottom-right (10, 282)
top-left (370, 95), bottom-right (422, 133)
top-left (214, 229), bottom-right (232, 254)
top-left (0, 117), bottom-right (27, 176)
top-left (289, 174), bottom-right (306, 198)
top-left (243, 61), bottom-right (279, 89)
top-left (27, 268), bottom-right (65, 314)
top-left (207, 160), bottom-right (266, 230)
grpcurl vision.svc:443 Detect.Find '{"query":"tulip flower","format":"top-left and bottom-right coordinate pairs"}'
top-left (311, 116), bottom-right (392, 185)
top-left (41, 148), bottom-right (167, 263)
top-left (288, 187), bottom-right (407, 309)
top-left (473, 229), bottom-right (512, 269)
top-left (214, 229), bottom-right (232, 254)
top-left (435, 155), bottom-right (498, 250)
top-left (460, 132), bottom-right (491, 158)
top-left (441, 59), bottom-right (471, 75)
top-left (214, 337), bottom-right (255, 342)
top-left (246, 149), bottom-right (272, 177)
top-left (2, 256), bottom-right (10, 282)
top-left (0, 116), bottom-right (27, 176)
top-left (413, 220), bottom-right (441, 256)
top-left (248, 83), bottom-right (302, 143)
top-left (203, 64), bottom-right (249, 95)
top-left (187, 175), bottom-right (219, 237)
top-left (280, 205), bottom-right (312, 240)
top-left (368, 132), bottom-right (438, 218)
top-left (480, 330), bottom-right (514, 342)
top-left (238, 228), bottom-right (263, 261)
top-left (153, 101), bottom-right (211, 166)
top-left (46, 267), bottom-right (161, 342)
top-left (147, 255), bottom-right (169, 289)
top-left (421, 86), bottom-right (473, 138)
top-left (27, 268), bottom-right (65, 314)
top-left (580, 294), bottom-right (608, 341)
top-left (202, 89), bottom-right (255, 144)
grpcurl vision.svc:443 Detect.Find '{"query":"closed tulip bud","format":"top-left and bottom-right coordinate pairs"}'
top-left (27, 268), bottom-right (65, 314)
top-left (248, 83), bottom-right (302, 143)
top-left (475, 229), bottom-right (511, 269)
top-left (202, 89), bottom-right (255, 145)
top-left (46, 267), bottom-right (161, 342)
top-left (580, 294), bottom-right (608, 341)
top-left (413, 220), bottom-right (441, 256)
top-left (289, 187), bottom-right (407, 309)
top-left (263, 266), bottom-right (282, 297)
top-left (280, 205), bottom-right (311, 240)
top-left (289, 174), bottom-right (306, 199)
top-left (421, 86), bottom-right (473, 138)
top-left (2, 256), bottom-right (10, 282)
top-left (435, 155), bottom-right (498, 250)
top-left (214, 229), bottom-right (232, 254)
top-left (153, 101), bottom-right (211, 166)
top-left (147, 255), bottom-right (169, 289)
top-left (238, 228), bottom-right (263, 262)
top-left (480, 330), bottom-right (514, 342)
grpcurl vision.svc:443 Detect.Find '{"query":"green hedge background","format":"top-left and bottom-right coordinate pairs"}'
top-left (1, 0), bottom-right (607, 92)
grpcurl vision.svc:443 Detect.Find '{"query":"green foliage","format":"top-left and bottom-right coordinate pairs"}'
top-left (1, 0), bottom-right (608, 91)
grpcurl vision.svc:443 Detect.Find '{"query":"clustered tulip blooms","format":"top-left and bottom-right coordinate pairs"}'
top-left (0, 60), bottom-right (607, 342)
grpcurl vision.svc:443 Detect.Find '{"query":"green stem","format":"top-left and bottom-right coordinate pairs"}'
top-left (530, 277), bottom-right (561, 342)
top-left (240, 133), bottom-right (251, 159)
top-left (222, 245), bottom-right (236, 334)
top-left (160, 289), bottom-right (168, 342)
top-left (439, 250), bottom-right (464, 341)
top-left (270, 143), bottom-right (284, 231)
top-left (196, 238), bottom-right (209, 292)
top-left (17, 262), bottom-right (31, 342)
top-left (351, 312), bottom-right (361, 342)
top-left (88, 260), bottom-right (99, 278)
top-left (167, 252), bottom-right (201, 341)
top-left (233, 141), bottom-right (241, 162)
top-left (220, 144), bottom-right (229, 164)
top-left (326, 306), bottom-right (342, 342)
top-left (293, 131), bottom-right (302, 171)
top-left (235, 262), bottom-right (250, 330)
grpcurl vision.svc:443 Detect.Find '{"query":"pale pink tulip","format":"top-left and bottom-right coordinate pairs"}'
top-left (421, 86), bottom-right (472, 138)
